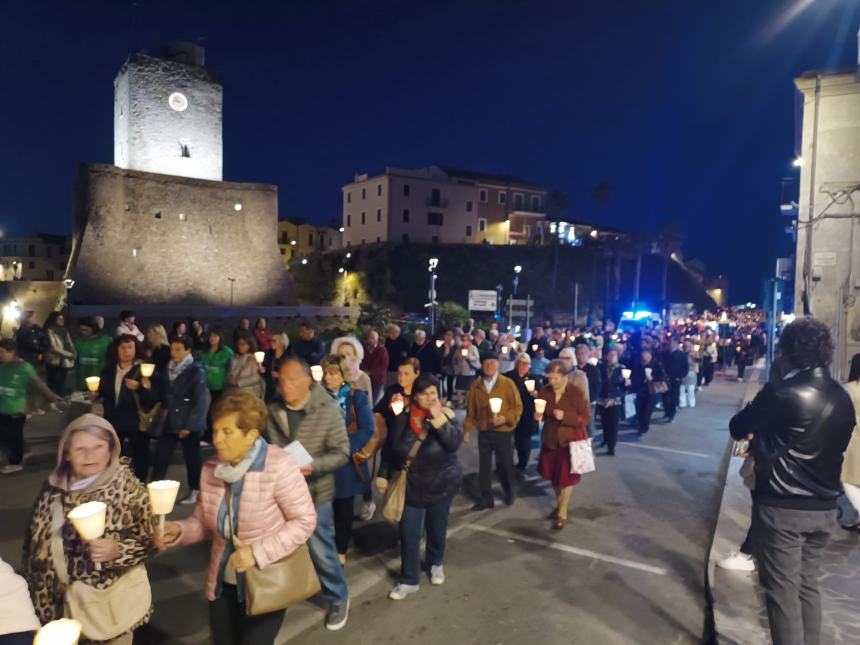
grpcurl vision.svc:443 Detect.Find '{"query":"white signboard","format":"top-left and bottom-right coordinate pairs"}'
top-left (468, 290), bottom-right (497, 312)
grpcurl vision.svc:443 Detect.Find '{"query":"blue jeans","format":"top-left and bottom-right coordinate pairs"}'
top-left (399, 497), bottom-right (452, 585)
top-left (307, 502), bottom-right (350, 604)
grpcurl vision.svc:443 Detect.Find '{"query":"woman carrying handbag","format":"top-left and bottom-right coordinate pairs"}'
top-left (158, 391), bottom-right (318, 645)
top-left (375, 373), bottom-right (463, 601)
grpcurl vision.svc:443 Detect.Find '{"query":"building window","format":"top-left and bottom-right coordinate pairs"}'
top-left (376, 236), bottom-right (381, 242)
top-left (466, 225), bottom-right (473, 237)
top-left (514, 193), bottom-right (524, 209)
top-left (532, 195), bottom-right (541, 210)
top-left (132, 247), bottom-right (140, 257)
top-left (178, 212), bottom-right (187, 222)
top-left (28, 245), bottom-right (35, 257)
top-left (308, 233), bottom-right (313, 245)
top-left (280, 248), bottom-right (286, 255)
top-left (47, 270), bottom-right (54, 281)
top-left (154, 211), bottom-right (162, 219)
top-left (377, 184), bottom-right (382, 196)
top-left (427, 212), bottom-right (443, 226)
top-left (479, 189), bottom-right (488, 202)
top-left (478, 218), bottom-right (487, 232)
top-left (402, 233), bottom-right (410, 242)
top-left (431, 188), bottom-right (441, 206)
top-left (28, 261), bottom-right (35, 269)
top-left (404, 184), bottom-right (410, 197)
top-left (361, 212), bottom-right (366, 225)
top-left (347, 192), bottom-right (351, 204)
top-left (347, 215), bottom-right (351, 227)
top-left (361, 188), bottom-right (366, 200)
top-left (180, 143), bottom-right (191, 158)
top-left (362, 239), bottom-right (366, 245)
top-left (377, 209), bottom-right (381, 222)
top-left (47, 247), bottom-right (52, 258)
top-left (403, 209), bottom-right (410, 223)
top-left (498, 191), bottom-right (507, 205)
top-left (466, 201), bottom-right (473, 212)
top-left (432, 235), bottom-right (439, 244)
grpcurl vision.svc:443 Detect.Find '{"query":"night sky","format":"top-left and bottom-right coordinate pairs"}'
top-left (1, 0), bottom-right (858, 303)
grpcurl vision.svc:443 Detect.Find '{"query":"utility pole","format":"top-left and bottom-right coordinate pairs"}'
top-left (428, 258), bottom-right (438, 335)
top-left (227, 277), bottom-right (236, 306)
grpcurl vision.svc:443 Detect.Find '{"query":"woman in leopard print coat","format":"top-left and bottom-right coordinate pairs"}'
top-left (23, 413), bottom-right (157, 645)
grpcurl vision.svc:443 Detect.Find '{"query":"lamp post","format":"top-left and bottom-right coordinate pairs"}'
top-left (513, 265), bottom-right (522, 297)
top-left (227, 277), bottom-right (236, 306)
top-left (428, 258), bottom-right (438, 335)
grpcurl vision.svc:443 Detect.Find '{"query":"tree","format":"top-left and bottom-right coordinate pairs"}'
top-left (435, 301), bottom-right (470, 331)
top-left (591, 181), bottom-right (612, 208)
top-left (358, 302), bottom-right (391, 329)
top-left (654, 221), bottom-right (684, 321)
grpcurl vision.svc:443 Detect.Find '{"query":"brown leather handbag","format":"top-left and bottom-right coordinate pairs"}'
top-left (353, 412), bottom-right (389, 464)
top-left (225, 486), bottom-right (320, 616)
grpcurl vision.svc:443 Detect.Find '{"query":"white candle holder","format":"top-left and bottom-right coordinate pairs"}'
top-left (147, 480), bottom-right (180, 536)
top-left (621, 368), bottom-right (632, 380)
top-left (310, 365), bottom-right (324, 382)
top-left (254, 351), bottom-right (265, 364)
top-left (68, 501), bottom-right (107, 571)
top-left (391, 400), bottom-right (404, 416)
top-left (489, 397), bottom-right (502, 414)
top-left (140, 363), bottom-right (155, 378)
top-left (85, 377), bottom-right (100, 393)
top-left (524, 379), bottom-right (535, 393)
top-left (34, 618), bottom-right (82, 645)
top-left (534, 398), bottom-right (547, 415)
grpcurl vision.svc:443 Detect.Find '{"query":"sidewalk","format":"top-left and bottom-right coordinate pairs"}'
top-left (708, 365), bottom-right (860, 644)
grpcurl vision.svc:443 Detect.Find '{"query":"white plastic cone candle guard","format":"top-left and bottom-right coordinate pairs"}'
top-left (534, 399), bottom-right (547, 414)
top-left (310, 365), bottom-right (323, 382)
top-left (460, 348), bottom-right (468, 356)
top-left (68, 501), bottom-right (107, 571)
top-left (435, 340), bottom-right (444, 348)
top-left (391, 400), bottom-right (404, 416)
top-left (85, 377), bottom-right (100, 393)
top-left (140, 363), bottom-right (155, 378)
top-left (35, 618), bottom-right (82, 645)
top-left (524, 379), bottom-right (535, 392)
top-left (254, 351), bottom-right (265, 364)
top-left (621, 368), bottom-right (632, 380)
top-left (489, 397), bottom-right (502, 414)
top-left (148, 480), bottom-right (180, 515)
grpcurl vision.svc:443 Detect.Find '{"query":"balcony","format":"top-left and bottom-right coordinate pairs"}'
top-left (425, 197), bottom-right (449, 208)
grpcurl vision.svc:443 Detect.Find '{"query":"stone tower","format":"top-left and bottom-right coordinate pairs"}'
top-left (68, 43), bottom-right (296, 306)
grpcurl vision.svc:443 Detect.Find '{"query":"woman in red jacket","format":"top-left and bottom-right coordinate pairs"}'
top-left (534, 359), bottom-right (591, 530)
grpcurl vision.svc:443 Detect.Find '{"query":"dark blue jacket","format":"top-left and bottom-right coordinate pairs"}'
top-left (333, 387), bottom-right (375, 498)
top-left (162, 361), bottom-right (208, 434)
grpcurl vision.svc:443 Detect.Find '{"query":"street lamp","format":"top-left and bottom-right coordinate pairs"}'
top-left (227, 277), bottom-right (236, 306)
top-left (513, 265), bottom-right (522, 296)
top-left (428, 258), bottom-right (439, 334)
top-left (792, 157), bottom-right (803, 168)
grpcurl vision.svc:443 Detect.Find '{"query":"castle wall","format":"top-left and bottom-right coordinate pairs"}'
top-left (70, 163), bottom-right (296, 306)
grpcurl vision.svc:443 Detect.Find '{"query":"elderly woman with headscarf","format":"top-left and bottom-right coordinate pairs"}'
top-left (158, 391), bottom-right (317, 645)
top-left (330, 336), bottom-right (372, 395)
top-left (23, 414), bottom-right (156, 644)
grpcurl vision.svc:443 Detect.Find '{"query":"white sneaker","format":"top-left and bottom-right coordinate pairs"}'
top-left (430, 565), bottom-right (446, 585)
top-left (388, 584), bottom-right (420, 600)
top-left (359, 501), bottom-right (376, 521)
top-left (180, 490), bottom-right (199, 505)
top-left (1, 464), bottom-right (23, 475)
top-left (717, 551), bottom-right (755, 571)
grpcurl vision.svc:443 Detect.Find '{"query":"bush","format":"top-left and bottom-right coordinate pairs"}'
top-left (436, 301), bottom-right (470, 331)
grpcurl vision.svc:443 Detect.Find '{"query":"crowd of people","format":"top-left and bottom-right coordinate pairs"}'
top-left (0, 305), bottom-right (789, 644)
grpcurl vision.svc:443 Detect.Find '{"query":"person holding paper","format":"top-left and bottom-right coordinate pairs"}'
top-left (158, 391), bottom-right (317, 645)
top-left (265, 358), bottom-right (352, 632)
top-left (464, 351), bottom-right (523, 510)
top-left (534, 360), bottom-right (591, 530)
top-left (23, 414), bottom-right (156, 643)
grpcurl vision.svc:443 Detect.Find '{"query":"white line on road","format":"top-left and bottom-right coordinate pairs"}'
top-left (619, 443), bottom-right (711, 458)
top-left (460, 524), bottom-right (668, 576)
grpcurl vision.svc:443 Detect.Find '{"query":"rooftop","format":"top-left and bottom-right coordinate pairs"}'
top-left (436, 165), bottom-right (545, 190)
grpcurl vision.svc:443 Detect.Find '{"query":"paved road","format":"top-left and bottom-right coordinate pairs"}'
top-left (0, 378), bottom-right (745, 644)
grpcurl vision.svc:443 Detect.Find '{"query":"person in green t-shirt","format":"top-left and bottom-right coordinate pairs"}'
top-left (200, 328), bottom-right (233, 444)
top-left (0, 339), bottom-right (60, 474)
top-left (74, 317), bottom-right (112, 390)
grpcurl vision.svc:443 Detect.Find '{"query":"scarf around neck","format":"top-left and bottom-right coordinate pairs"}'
top-left (168, 354), bottom-right (194, 382)
top-left (214, 438), bottom-right (264, 484)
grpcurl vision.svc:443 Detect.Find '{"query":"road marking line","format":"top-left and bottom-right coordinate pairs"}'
top-left (620, 443), bottom-right (710, 458)
top-left (460, 524), bottom-right (668, 576)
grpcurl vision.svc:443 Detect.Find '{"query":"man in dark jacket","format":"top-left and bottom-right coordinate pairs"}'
top-left (730, 318), bottom-right (855, 645)
top-left (410, 329), bottom-right (441, 376)
top-left (13, 311), bottom-right (44, 365)
top-left (292, 322), bottom-right (326, 366)
top-left (385, 324), bottom-right (411, 386)
top-left (505, 353), bottom-right (536, 477)
top-left (630, 349), bottom-right (665, 435)
top-left (151, 336), bottom-right (209, 504)
top-left (575, 342), bottom-right (602, 436)
top-left (662, 337), bottom-right (689, 423)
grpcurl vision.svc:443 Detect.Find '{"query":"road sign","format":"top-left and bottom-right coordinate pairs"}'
top-left (468, 290), bottom-right (498, 312)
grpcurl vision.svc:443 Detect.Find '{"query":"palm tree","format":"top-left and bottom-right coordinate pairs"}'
top-left (654, 222), bottom-right (684, 322)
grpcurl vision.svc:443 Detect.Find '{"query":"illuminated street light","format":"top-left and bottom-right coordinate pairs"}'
top-left (346, 252), bottom-right (351, 258)
top-left (590, 229), bottom-right (599, 239)
top-left (514, 265), bottom-right (522, 274)
top-left (428, 257), bottom-right (439, 270)
top-left (792, 157), bottom-right (803, 168)
top-left (290, 240), bottom-right (296, 246)
top-left (338, 267), bottom-right (345, 273)
top-left (339, 227), bottom-right (345, 233)
top-left (301, 258), bottom-right (308, 265)
top-left (63, 278), bottom-right (75, 289)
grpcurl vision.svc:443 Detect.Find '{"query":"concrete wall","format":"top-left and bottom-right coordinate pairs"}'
top-left (794, 71), bottom-right (860, 378)
top-left (115, 54), bottom-right (223, 181)
top-left (70, 164), bottom-right (295, 306)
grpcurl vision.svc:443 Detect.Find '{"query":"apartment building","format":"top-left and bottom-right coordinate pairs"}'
top-left (0, 235), bottom-right (70, 282)
top-left (277, 220), bottom-right (342, 263)
top-left (341, 165), bottom-right (548, 248)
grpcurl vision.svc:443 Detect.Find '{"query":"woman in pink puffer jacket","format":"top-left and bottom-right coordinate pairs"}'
top-left (159, 391), bottom-right (317, 645)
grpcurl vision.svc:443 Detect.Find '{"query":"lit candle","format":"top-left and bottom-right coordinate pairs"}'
top-left (534, 398), bottom-right (547, 415)
top-left (85, 376), bottom-right (100, 393)
top-left (621, 368), bottom-right (632, 380)
top-left (140, 363), bottom-right (155, 378)
top-left (254, 351), bottom-right (265, 364)
top-left (693, 345), bottom-right (701, 352)
top-left (34, 618), bottom-right (82, 645)
top-left (489, 397), bottom-right (502, 414)
top-left (644, 367), bottom-right (652, 380)
top-left (68, 501), bottom-right (107, 571)
top-left (524, 379), bottom-right (535, 393)
top-left (310, 365), bottom-right (323, 382)
top-left (531, 344), bottom-right (538, 351)
top-left (436, 340), bottom-right (444, 348)
top-left (588, 357), bottom-right (598, 366)
top-left (147, 480), bottom-right (180, 536)
top-left (501, 346), bottom-right (509, 355)
top-left (391, 400), bottom-right (404, 416)
top-left (460, 348), bottom-right (468, 357)
top-left (549, 340), bottom-right (557, 348)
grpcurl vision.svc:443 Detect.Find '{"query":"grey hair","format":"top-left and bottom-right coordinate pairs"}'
top-left (414, 329), bottom-right (426, 340)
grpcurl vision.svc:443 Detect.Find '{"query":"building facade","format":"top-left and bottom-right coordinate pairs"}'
top-left (277, 220), bottom-right (342, 263)
top-left (340, 165), bottom-right (548, 248)
top-left (793, 58), bottom-right (860, 379)
top-left (0, 236), bottom-right (70, 282)
top-left (69, 43), bottom-right (295, 306)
